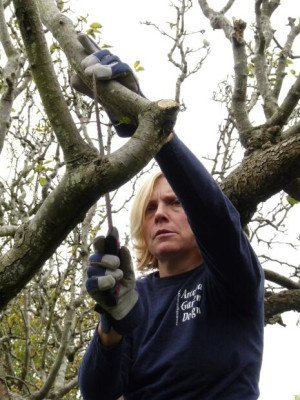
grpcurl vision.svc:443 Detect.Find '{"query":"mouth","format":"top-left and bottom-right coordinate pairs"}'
top-left (154, 229), bottom-right (173, 239)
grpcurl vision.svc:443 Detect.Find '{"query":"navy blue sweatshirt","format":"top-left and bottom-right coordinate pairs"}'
top-left (79, 134), bottom-right (264, 399)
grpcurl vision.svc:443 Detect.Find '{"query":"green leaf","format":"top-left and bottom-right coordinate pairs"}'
top-left (286, 196), bottom-right (299, 205)
top-left (290, 69), bottom-right (296, 75)
top-left (79, 16), bottom-right (88, 23)
top-left (134, 60), bottom-right (145, 73)
top-left (39, 177), bottom-right (47, 186)
top-left (50, 42), bottom-right (60, 54)
top-left (35, 163), bottom-right (44, 172)
top-left (119, 117), bottom-right (132, 124)
top-left (85, 28), bottom-right (95, 38)
top-left (58, 0), bottom-right (64, 10)
top-left (90, 22), bottom-right (102, 29)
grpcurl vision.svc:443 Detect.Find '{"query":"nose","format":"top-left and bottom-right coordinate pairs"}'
top-left (154, 202), bottom-right (169, 223)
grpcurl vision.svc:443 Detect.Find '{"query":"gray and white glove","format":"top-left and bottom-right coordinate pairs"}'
top-left (71, 34), bottom-right (145, 137)
top-left (86, 237), bottom-right (143, 334)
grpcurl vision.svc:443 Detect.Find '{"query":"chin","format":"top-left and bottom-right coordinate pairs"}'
top-left (155, 245), bottom-right (179, 258)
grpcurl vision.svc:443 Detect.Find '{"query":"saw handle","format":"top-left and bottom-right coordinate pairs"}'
top-left (93, 227), bottom-right (120, 306)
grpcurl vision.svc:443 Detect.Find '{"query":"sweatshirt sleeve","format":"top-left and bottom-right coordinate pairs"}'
top-left (155, 134), bottom-right (264, 305)
top-left (78, 328), bottom-right (127, 400)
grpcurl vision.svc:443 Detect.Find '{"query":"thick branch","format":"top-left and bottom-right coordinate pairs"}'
top-left (13, 0), bottom-right (94, 165)
top-left (265, 289), bottom-right (300, 322)
top-left (221, 134), bottom-right (300, 224)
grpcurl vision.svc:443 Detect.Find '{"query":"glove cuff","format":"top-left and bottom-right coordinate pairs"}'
top-left (107, 111), bottom-right (137, 138)
top-left (107, 88), bottom-right (146, 138)
top-left (100, 312), bottom-right (113, 334)
top-left (100, 298), bottom-right (143, 335)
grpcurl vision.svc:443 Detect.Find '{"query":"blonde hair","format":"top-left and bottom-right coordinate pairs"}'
top-left (130, 171), bottom-right (163, 271)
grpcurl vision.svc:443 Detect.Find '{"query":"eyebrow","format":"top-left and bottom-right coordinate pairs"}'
top-left (148, 193), bottom-right (178, 203)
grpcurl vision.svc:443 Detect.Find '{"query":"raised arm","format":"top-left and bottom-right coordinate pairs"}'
top-left (155, 134), bottom-right (264, 304)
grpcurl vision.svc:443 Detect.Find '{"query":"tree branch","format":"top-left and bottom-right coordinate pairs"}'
top-left (198, 1), bottom-right (253, 149)
top-left (265, 289), bottom-right (300, 322)
top-left (0, 0), bottom-right (21, 153)
top-left (0, 226), bottom-right (18, 237)
top-left (253, 0), bottom-right (277, 118)
top-left (198, 0), bottom-right (233, 39)
top-left (267, 73), bottom-right (300, 128)
top-left (221, 134), bottom-right (300, 224)
top-left (273, 19), bottom-right (300, 100)
top-left (13, 0), bottom-right (95, 166)
top-left (264, 268), bottom-right (300, 290)
top-left (231, 18), bottom-right (254, 147)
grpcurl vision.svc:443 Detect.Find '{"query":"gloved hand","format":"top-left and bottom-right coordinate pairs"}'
top-left (71, 34), bottom-right (145, 137)
top-left (86, 236), bottom-right (143, 335)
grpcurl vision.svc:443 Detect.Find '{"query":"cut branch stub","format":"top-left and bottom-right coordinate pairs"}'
top-left (232, 18), bottom-right (247, 45)
top-left (156, 99), bottom-right (179, 135)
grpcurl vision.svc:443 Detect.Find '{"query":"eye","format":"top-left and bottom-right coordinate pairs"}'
top-left (171, 198), bottom-right (181, 206)
top-left (145, 202), bottom-right (157, 215)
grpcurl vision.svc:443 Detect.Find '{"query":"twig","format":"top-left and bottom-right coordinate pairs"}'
top-left (93, 73), bottom-right (113, 230)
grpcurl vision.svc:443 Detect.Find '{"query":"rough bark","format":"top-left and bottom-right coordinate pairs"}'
top-left (265, 289), bottom-right (300, 323)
